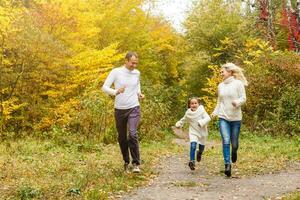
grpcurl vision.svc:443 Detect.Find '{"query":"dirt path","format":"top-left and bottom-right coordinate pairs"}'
top-left (121, 139), bottom-right (300, 200)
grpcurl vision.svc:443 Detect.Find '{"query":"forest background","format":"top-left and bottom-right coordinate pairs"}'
top-left (0, 0), bottom-right (299, 199)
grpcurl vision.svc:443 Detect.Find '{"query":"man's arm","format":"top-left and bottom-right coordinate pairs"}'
top-left (137, 76), bottom-right (145, 99)
top-left (102, 70), bottom-right (118, 96)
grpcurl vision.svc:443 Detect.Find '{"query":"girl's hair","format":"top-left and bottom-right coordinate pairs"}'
top-left (187, 97), bottom-right (201, 108)
top-left (221, 63), bottom-right (248, 86)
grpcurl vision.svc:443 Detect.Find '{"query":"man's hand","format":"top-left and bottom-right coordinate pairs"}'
top-left (138, 93), bottom-right (145, 100)
top-left (116, 86), bottom-right (125, 95)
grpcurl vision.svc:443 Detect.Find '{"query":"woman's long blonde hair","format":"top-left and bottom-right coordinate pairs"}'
top-left (221, 63), bottom-right (248, 86)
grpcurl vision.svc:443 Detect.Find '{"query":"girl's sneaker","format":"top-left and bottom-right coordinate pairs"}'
top-left (188, 161), bottom-right (195, 170)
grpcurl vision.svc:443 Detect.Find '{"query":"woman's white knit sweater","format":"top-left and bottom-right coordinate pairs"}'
top-left (213, 76), bottom-right (246, 121)
top-left (175, 105), bottom-right (211, 144)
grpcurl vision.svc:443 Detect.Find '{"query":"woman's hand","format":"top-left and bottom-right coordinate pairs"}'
top-left (232, 100), bottom-right (238, 107)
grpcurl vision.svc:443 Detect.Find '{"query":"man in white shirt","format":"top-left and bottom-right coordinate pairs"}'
top-left (102, 52), bottom-right (144, 173)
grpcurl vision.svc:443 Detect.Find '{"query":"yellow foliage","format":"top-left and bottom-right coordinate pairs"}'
top-left (1, 98), bottom-right (27, 120)
top-left (201, 65), bottom-right (222, 113)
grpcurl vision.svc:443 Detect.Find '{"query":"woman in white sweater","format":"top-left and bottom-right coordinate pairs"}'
top-left (212, 63), bottom-right (248, 177)
top-left (175, 97), bottom-right (211, 170)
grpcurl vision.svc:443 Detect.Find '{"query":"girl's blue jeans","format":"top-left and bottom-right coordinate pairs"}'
top-left (219, 118), bottom-right (241, 164)
top-left (190, 142), bottom-right (205, 161)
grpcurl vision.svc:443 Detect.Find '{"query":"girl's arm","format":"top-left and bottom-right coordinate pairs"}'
top-left (198, 107), bottom-right (211, 127)
top-left (175, 112), bottom-right (187, 128)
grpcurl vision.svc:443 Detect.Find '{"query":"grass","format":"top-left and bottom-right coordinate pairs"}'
top-left (0, 129), bottom-right (299, 199)
top-left (281, 191), bottom-right (300, 200)
top-left (204, 129), bottom-right (300, 177)
top-left (0, 132), bottom-right (181, 200)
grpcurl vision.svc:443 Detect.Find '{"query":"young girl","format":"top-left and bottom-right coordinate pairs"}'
top-left (175, 97), bottom-right (211, 170)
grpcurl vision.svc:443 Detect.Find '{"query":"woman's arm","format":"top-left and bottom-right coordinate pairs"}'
top-left (233, 81), bottom-right (246, 107)
top-left (212, 85), bottom-right (220, 117)
top-left (198, 108), bottom-right (211, 127)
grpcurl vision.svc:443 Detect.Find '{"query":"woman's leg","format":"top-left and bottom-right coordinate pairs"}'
top-left (219, 118), bottom-right (231, 164)
top-left (230, 120), bottom-right (241, 163)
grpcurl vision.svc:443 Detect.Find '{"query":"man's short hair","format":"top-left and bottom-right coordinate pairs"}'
top-left (125, 52), bottom-right (138, 61)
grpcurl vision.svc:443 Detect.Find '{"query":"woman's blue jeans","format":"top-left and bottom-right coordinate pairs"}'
top-left (219, 118), bottom-right (241, 164)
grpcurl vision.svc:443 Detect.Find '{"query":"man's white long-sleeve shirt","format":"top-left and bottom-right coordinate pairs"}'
top-left (102, 66), bottom-right (141, 109)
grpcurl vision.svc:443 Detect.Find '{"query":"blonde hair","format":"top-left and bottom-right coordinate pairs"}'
top-left (221, 63), bottom-right (248, 86)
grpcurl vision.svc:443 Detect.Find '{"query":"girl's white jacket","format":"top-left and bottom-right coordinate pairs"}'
top-left (175, 105), bottom-right (211, 144)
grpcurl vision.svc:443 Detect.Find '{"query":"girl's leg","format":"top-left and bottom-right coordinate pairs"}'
top-left (219, 118), bottom-right (231, 164)
top-left (190, 142), bottom-right (197, 161)
top-left (189, 142), bottom-right (197, 170)
top-left (197, 144), bottom-right (205, 162)
top-left (230, 120), bottom-right (241, 163)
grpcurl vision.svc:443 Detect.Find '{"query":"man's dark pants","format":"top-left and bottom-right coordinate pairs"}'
top-left (114, 106), bottom-right (140, 165)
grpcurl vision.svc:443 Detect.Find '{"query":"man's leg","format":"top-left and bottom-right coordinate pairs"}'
top-left (128, 106), bottom-right (141, 165)
top-left (115, 109), bottom-right (130, 165)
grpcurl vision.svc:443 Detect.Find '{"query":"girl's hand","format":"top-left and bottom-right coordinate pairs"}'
top-left (172, 126), bottom-right (180, 129)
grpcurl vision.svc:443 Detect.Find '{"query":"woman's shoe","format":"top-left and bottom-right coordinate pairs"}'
top-left (225, 164), bottom-right (231, 177)
top-left (188, 161), bottom-right (195, 170)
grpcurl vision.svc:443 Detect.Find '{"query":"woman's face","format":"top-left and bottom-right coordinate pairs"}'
top-left (221, 68), bottom-right (232, 80)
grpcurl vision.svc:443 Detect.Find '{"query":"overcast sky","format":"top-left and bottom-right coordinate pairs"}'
top-left (149, 0), bottom-right (195, 32)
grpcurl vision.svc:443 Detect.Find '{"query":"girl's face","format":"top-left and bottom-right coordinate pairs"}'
top-left (189, 99), bottom-right (199, 111)
top-left (221, 68), bottom-right (232, 80)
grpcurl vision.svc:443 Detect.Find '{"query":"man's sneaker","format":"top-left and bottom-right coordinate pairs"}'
top-left (196, 150), bottom-right (202, 162)
top-left (188, 161), bottom-right (195, 170)
top-left (132, 164), bottom-right (141, 173)
top-left (232, 151), bottom-right (237, 163)
top-left (124, 163), bottom-right (130, 173)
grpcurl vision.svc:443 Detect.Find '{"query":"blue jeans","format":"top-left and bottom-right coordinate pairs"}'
top-left (190, 142), bottom-right (205, 161)
top-left (219, 118), bottom-right (241, 164)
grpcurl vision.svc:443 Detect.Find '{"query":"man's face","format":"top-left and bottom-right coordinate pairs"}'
top-left (125, 56), bottom-right (138, 70)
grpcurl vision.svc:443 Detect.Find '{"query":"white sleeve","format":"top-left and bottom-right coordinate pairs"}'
top-left (212, 85), bottom-right (220, 116)
top-left (102, 70), bottom-right (117, 96)
top-left (235, 82), bottom-right (246, 107)
top-left (198, 108), bottom-right (211, 127)
top-left (175, 112), bottom-right (187, 128)
top-left (137, 77), bottom-right (142, 95)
